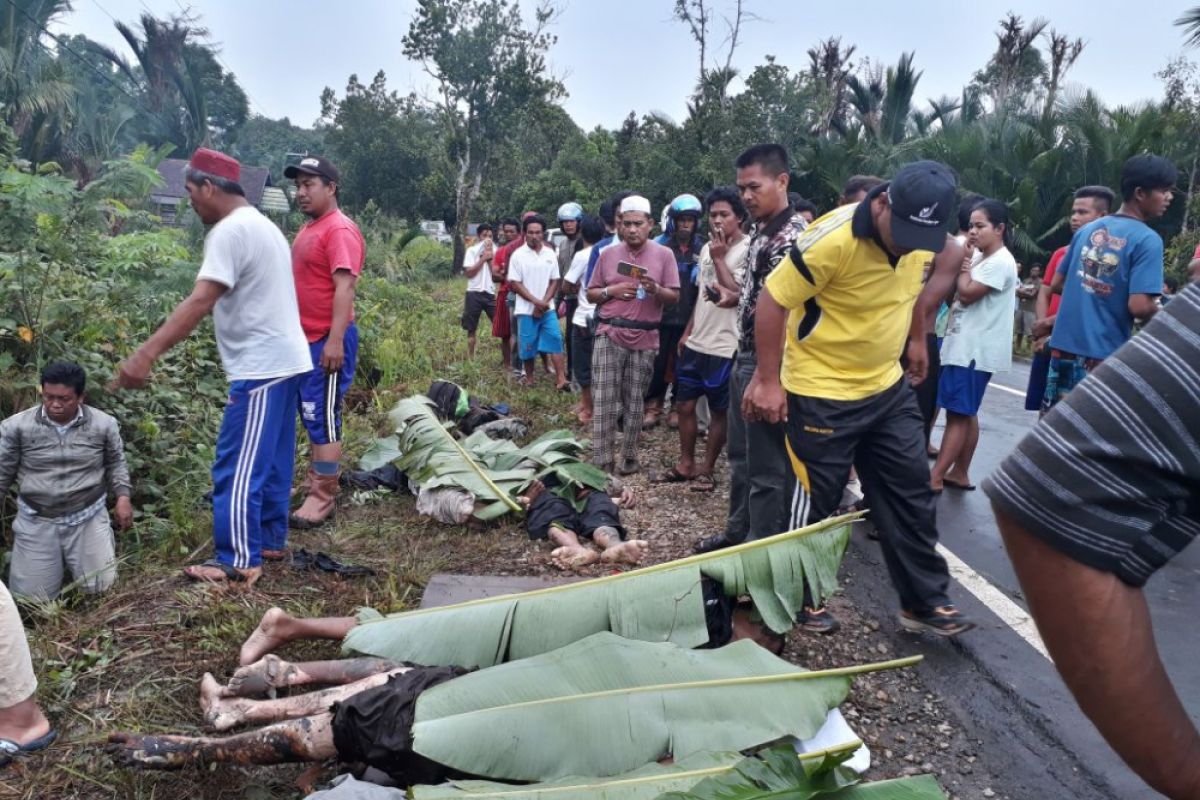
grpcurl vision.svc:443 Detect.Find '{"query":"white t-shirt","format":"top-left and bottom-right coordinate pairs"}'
top-left (464, 240), bottom-right (496, 294)
top-left (941, 246), bottom-right (1018, 373)
top-left (507, 244), bottom-right (559, 316)
top-left (564, 245), bottom-right (596, 327)
top-left (686, 237), bottom-right (749, 358)
top-left (196, 206), bottom-right (312, 382)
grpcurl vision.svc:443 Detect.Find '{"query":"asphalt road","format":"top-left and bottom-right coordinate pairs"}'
top-left (843, 358), bottom-right (1199, 799)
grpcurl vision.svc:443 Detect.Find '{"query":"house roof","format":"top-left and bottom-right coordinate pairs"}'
top-left (153, 159), bottom-right (272, 207)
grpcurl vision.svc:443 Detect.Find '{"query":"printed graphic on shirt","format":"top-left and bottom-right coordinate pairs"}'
top-left (1078, 226), bottom-right (1126, 296)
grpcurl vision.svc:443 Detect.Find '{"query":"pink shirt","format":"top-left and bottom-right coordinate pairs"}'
top-left (588, 240), bottom-right (680, 350)
top-left (292, 209), bottom-right (365, 342)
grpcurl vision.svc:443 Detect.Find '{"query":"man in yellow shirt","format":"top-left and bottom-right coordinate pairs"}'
top-left (743, 161), bottom-right (973, 637)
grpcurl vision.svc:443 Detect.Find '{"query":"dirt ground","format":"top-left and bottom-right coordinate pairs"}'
top-left (2, 391), bottom-right (1012, 800)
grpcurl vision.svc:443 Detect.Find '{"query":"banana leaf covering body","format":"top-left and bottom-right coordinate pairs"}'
top-left (376, 633), bottom-right (858, 783)
top-left (342, 516), bottom-right (855, 669)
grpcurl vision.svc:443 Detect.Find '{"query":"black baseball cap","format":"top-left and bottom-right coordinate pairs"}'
top-left (887, 160), bottom-right (957, 253)
top-left (284, 155), bottom-right (340, 183)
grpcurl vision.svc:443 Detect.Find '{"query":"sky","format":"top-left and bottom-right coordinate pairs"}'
top-left (53, 0), bottom-right (1195, 131)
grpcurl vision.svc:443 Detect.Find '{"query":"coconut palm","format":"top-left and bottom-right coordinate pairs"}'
top-left (1178, 6), bottom-right (1200, 48)
top-left (0, 0), bottom-right (74, 147)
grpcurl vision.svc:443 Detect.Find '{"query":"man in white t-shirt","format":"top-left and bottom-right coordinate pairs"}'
top-left (562, 215), bottom-right (607, 423)
top-left (507, 214), bottom-right (566, 388)
top-left (462, 223), bottom-right (498, 359)
top-left (114, 148), bottom-right (311, 585)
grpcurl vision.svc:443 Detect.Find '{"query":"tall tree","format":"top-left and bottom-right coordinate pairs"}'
top-left (402, 0), bottom-right (563, 267)
top-left (0, 0), bottom-right (74, 153)
top-left (1179, 6), bottom-right (1200, 48)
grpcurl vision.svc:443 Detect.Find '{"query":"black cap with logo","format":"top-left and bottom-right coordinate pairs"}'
top-left (284, 155), bottom-right (340, 183)
top-left (887, 160), bottom-right (957, 253)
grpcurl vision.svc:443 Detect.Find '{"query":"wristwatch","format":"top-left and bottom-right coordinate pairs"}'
top-left (602, 286), bottom-right (610, 302)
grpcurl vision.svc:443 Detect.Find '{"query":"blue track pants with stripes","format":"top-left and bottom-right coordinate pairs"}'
top-left (212, 375), bottom-right (299, 569)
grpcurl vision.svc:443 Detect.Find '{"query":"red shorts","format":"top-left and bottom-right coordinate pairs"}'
top-left (492, 284), bottom-right (511, 338)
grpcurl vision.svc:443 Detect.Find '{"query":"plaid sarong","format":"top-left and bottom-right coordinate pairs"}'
top-left (591, 335), bottom-right (656, 470)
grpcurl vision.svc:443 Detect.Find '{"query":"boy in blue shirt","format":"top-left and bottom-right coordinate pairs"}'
top-left (1045, 155), bottom-right (1176, 410)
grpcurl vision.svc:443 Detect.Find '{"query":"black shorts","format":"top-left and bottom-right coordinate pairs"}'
top-left (331, 666), bottom-right (468, 785)
top-left (674, 347), bottom-right (734, 410)
top-left (525, 488), bottom-right (624, 541)
top-left (462, 291), bottom-right (496, 333)
top-left (571, 324), bottom-right (594, 387)
top-left (984, 284), bottom-right (1200, 588)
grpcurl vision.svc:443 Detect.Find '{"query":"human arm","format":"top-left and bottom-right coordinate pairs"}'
top-left (104, 418), bottom-right (133, 530)
top-left (995, 509), bottom-right (1200, 799)
top-left (508, 280), bottom-right (546, 309)
top-left (742, 289), bottom-right (789, 423)
top-left (321, 270), bottom-right (357, 372)
top-left (1128, 294), bottom-right (1159, 321)
top-left (954, 247), bottom-right (1000, 306)
top-left (114, 279), bottom-right (226, 389)
top-left (907, 237), bottom-right (963, 385)
top-left (639, 275), bottom-right (679, 306)
top-left (708, 233), bottom-right (740, 292)
top-left (541, 278), bottom-right (561, 309)
top-left (1126, 235), bottom-right (1164, 323)
top-left (0, 419), bottom-right (19, 499)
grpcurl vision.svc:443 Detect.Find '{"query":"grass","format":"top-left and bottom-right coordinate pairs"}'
top-left (1, 278), bottom-right (574, 799)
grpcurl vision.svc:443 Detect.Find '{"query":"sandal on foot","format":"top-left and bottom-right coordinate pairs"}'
top-left (899, 606), bottom-right (975, 637)
top-left (689, 473), bottom-right (717, 492)
top-left (652, 467), bottom-right (693, 484)
top-left (801, 606), bottom-right (841, 635)
top-left (0, 730), bottom-right (57, 767)
top-left (184, 559), bottom-right (258, 584)
top-left (943, 478), bottom-right (976, 491)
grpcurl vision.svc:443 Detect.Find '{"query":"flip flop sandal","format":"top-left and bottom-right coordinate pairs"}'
top-left (184, 559), bottom-right (250, 583)
top-left (943, 478), bottom-right (977, 491)
top-left (689, 474), bottom-right (717, 492)
top-left (313, 552), bottom-right (375, 578)
top-left (0, 730), bottom-right (58, 767)
top-left (651, 467), bottom-right (693, 484)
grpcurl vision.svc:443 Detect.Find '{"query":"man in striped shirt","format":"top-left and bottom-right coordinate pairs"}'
top-left (985, 282), bottom-right (1200, 799)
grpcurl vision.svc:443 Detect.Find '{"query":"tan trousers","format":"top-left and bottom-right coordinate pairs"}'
top-left (0, 580), bottom-right (37, 708)
top-left (8, 507), bottom-right (116, 600)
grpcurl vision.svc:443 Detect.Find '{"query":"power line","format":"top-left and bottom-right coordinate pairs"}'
top-left (5, 0), bottom-right (174, 130)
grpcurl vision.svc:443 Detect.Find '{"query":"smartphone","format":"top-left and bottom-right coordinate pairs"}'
top-left (616, 261), bottom-right (647, 280)
top-left (704, 284), bottom-right (720, 303)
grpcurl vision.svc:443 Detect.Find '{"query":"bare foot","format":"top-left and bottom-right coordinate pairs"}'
top-left (577, 410), bottom-right (593, 425)
top-left (183, 564), bottom-right (261, 586)
top-left (228, 654), bottom-right (297, 697)
top-left (518, 479), bottom-right (546, 509)
top-left (239, 607), bottom-right (290, 666)
top-left (551, 544), bottom-right (600, 570)
top-left (106, 731), bottom-right (199, 769)
top-left (600, 539), bottom-right (648, 565)
top-left (200, 673), bottom-right (249, 732)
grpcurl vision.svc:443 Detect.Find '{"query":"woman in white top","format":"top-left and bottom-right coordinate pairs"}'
top-left (931, 199), bottom-right (1018, 493)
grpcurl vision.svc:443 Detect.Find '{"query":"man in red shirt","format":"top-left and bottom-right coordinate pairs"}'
top-left (491, 217), bottom-right (523, 374)
top-left (1189, 242), bottom-right (1200, 283)
top-left (286, 156), bottom-right (365, 530)
top-left (1023, 185), bottom-right (1114, 411)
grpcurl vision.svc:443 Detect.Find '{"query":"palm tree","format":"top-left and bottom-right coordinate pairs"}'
top-left (0, 0), bottom-right (74, 145)
top-left (1178, 6), bottom-right (1200, 48)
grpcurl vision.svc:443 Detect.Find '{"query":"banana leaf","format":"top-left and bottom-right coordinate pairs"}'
top-left (411, 752), bottom-right (746, 799)
top-left (411, 632), bottom-right (920, 782)
top-left (656, 743), bottom-right (947, 799)
top-left (410, 742), bottom-right (866, 799)
top-left (342, 515), bottom-right (857, 668)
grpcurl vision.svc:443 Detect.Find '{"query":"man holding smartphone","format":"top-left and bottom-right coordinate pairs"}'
top-left (462, 222), bottom-right (497, 360)
top-left (586, 196), bottom-right (680, 474)
top-left (656, 186), bottom-right (747, 493)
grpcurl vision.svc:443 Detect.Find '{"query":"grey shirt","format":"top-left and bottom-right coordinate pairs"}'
top-left (0, 404), bottom-right (132, 518)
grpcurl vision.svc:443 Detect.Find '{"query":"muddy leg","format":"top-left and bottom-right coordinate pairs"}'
top-left (227, 655), bottom-right (404, 697)
top-left (201, 668), bottom-right (408, 732)
top-left (107, 713), bottom-right (337, 770)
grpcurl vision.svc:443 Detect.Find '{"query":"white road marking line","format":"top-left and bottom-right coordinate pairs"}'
top-left (936, 543), bottom-right (1051, 661)
top-left (990, 383), bottom-right (1026, 398)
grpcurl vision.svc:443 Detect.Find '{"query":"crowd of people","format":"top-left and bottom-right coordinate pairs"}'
top-left (3, 139), bottom-right (1200, 798)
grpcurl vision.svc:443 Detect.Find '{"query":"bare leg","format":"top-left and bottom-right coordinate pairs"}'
top-left (929, 412), bottom-right (968, 490)
top-left (578, 386), bottom-right (593, 423)
top-left (239, 607), bottom-right (358, 666)
top-left (547, 525), bottom-right (599, 570)
top-left (521, 358), bottom-right (536, 385)
top-left (674, 399), bottom-right (699, 478)
top-left (201, 668), bottom-right (408, 732)
top-left (592, 526), bottom-right (647, 565)
top-left (467, 332), bottom-right (477, 359)
top-left (108, 713), bottom-right (336, 770)
top-left (944, 416), bottom-right (979, 486)
top-left (498, 337), bottom-right (510, 369)
top-left (700, 408), bottom-right (728, 478)
top-left (995, 509), bottom-right (1200, 799)
top-left (552, 354), bottom-right (567, 389)
top-left (227, 654), bottom-right (404, 697)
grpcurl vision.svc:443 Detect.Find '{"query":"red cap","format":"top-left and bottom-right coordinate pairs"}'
top-left (189, 147), bottom-right (240, 183)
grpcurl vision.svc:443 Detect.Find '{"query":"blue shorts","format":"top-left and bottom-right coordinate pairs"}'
top-left (674, 346), bottom-right (733, 411)
top-left (299, 323), bottom-right (358, 445)
top-left (937, 361), bottom-right (992, 416)
top-left (517, 313), bottom-right (563, 360)
top-left (1041, 354), bottom-right (1091, 413)
top-left (1024, 349), bottom-right (1050, 412)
